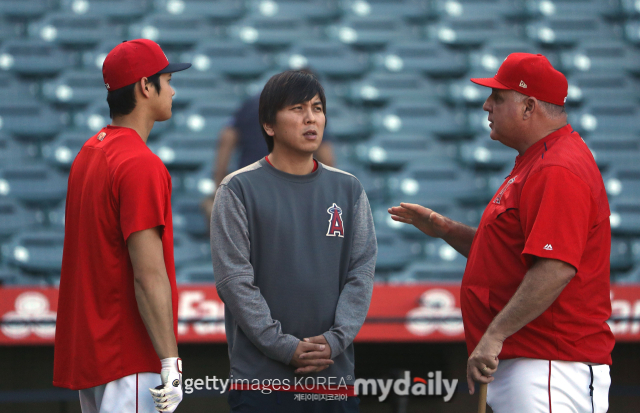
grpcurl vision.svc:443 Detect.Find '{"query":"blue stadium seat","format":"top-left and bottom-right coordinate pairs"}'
top-left (229, 16), bottom-right (307, 48)
top-left (182, 41), bottom-right (271, 78)
top-left (374, 41), bottom-right (468, 78)
top-left (328, 16), bottom-right (416, 49)
top-left (180, 163), bottom-right (216, 198)
top-left (80, 40), bottom-right (121, 71)
top-left (372, 101), bottom-right (468, 139)
top-left (172, 197), bottom-right (209, 237)
top-left (526, 16), bottom-right (618, 47)
top-left (468, 40), bottom-right (543, 74)
top-left (566, 73), bottom-right (640, 106)
top-left (324, 102), bottom-right (371, 141)
top-left (129, 14), bottom-right (221, 46)
top-left (621, 0), bottom-right (640, 17)
top-left (610, 237), bottom-right (633, 270)
top-left (613, 265), bottom-right (640, 284)
top-left (0, 0), bottom-right (54, 18)
top-left (374, 229), bottom-right (423, 273)
top-left (624, 20), bottom-right (640, 44)
top-left (467, 107), bottom-right (492, 136)
top-left (0, 40), bottom-right (78, 76)
top-left (61, 0), bottom-right (150, 18)
top-left (559, 41), bottom-right (640, 75)
top-left (586, 134), bottom-right (640, 170)
top-left (346, 72), bottom-right (438, 105)
top-left (0, 266), bottom-right (53, 286)
top-left (1, 229), bottom-right (64, 274)
top-left (42, 129), bottom-right (90, 170)
top-left (176, 262), bottom-right (215, 284)
top-left (173, 231), bottom-right (211, 269)
top-left (341, 0), bottom-right (432, 21)
top-left (0, 73), bottom-right (38, 105)
top-left (432, 0), bottom-right (527, 20)
top-left (427, 16), bottom-right (519, 48)
top-left (0, 101), bottom-right (66, 139)
top-left (610, 201), bottom-right (640, 236)
top-left (603, 166), bottom-right (640, 203)
top-left (171, 72), bottom-right (241, 105)
top-left (172, 98), bottom-right (241, 143)
top-left (154, 0), bottom-right (244, 20)
top-left (389, 160), bottom-right (490, 206)
top-left (0, 199), bottom-right (39, 238)
top-left (0, 133), bottom-right (33, 166)
top-left (459, 134), bottom-right (518, 170)
top-left (74, 102), bottom-right (171, 137)
top-left (0, 165), bottom-right (68, 205)
top-left (568, 99), bottom-right (640, 136)
top-left (149, 133), bottom-right (216, 171)
top-left (354, 134), bottom-right (449, 170)
top-left (525, 0), bottom-right (622, 19)
top-left (387, 259), bottom-right (466, 283)
top-left (446, 69), bottom-right (495, 106)
top-left (28, 13), bottom-right (122, 46)
top-left (278, 42), bottom-right (369, 79)
top-left (47, 200), bottom-right (66, 228)
top-left (248, 0), bottom-right (339, 20)
top-left (0, 18), bottom-right (22, 43)
top-left (42, 69), bottom-right (104, 105)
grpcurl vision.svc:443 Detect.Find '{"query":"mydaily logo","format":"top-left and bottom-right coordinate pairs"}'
top-left (354, 371), bottom-right (458, 402)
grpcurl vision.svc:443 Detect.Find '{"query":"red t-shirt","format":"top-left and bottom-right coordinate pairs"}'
top-left (53, 125), bottom-right (178, 390)
top-left (461, 124), bottom-right (614, 365)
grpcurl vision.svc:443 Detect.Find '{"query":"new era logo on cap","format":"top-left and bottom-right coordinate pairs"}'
top-left (543, 244), bottom-right (553, 251)
top-left (519, 80), bottom-right (527, 88)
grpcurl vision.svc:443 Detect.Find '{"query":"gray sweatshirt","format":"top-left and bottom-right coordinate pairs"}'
top-left (210, 158), bottom-right (377, 385)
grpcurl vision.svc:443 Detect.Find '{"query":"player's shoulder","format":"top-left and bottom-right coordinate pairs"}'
top-left (320, 163), bottom-right (364, 189)
top-left (220, 160), bottom-right (264, 188)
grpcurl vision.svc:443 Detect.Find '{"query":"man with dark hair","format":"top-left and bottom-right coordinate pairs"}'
top-left (54, 39), bottom-right (190, 413)
top-left (211, 70), bottom-right (377, 412)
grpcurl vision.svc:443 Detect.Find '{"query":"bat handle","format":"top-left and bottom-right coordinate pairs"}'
top-left (478, 383), bottom-right (488, 413)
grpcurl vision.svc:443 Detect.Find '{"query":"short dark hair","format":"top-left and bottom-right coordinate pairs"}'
top-left (106, 73), bottom-right (162, 119)
top-left (258, 70), bottom-right (326, 152)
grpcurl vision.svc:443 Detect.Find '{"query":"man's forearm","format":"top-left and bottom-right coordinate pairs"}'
top-left (485, 258), bottom-right (575, 341)
top-left (441, 219), bottom-right (476, 258)
top-left (134, 272), bottom-right (178, 360)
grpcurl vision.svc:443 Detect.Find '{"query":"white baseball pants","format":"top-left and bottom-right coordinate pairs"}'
top-left (79, 372), bottom-right (162, 413)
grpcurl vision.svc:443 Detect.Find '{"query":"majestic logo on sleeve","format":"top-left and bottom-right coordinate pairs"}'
top-left (326, 203), bottom-right (345, 237)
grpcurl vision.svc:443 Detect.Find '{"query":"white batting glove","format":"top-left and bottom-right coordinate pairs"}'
top-left (149, 357), bottom-right (183, 413)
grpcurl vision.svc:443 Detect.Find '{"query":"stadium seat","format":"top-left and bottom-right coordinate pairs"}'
top-left (328, 16), bottom-right (416, 49)
top-left (427, 16), bottom-right (519, 48)
top-left (171, 72), bottom-right (241, 105)
top-left (0, 0), bottom-right (54, 18)
top-left (610, 237), bottom-right (633, 270)
top-left (0, 133), bottom-right (33, 167)
top-left (0, 73), bottom-right (38, 105)
top-left (173, 231), bottom-right (211, 269)
top-left (624, 20), bottom-right (640, 45)
top-left (354, 134), bottom-right (450, 170)
top-left (559, 41), bottom-right (640, 75)
top-left (172, 98), bottom-right (241, 142)
top-left (248, 0), bottom-right (339, 20)
top-left (149, 133), bottom-right (216, 171)
top-left (446, 69), bottom-right (495, 106)
top-left (0, 101), bottom-right (66, 140)
top-left (47, 200), bottom-right (66, 228)
top-left (586, 133), bottom-right (640, 170)
top-left (180, 163), bottom-right (216, 198)
top-left (129, 14), bottom-right (221, 47)
top-left (621, 0), bottom-right (640, 18)
top-left (389, 160), bottom-right (490, 206)
top-left (28, 12), bottom-right (122, 46)
top-left (341, 0), bottom-right (432, 21)
top-left (154, 0), bottom-right (244, 20)
top-left (176, 262), bottom-right (215, 284)
top-left (468, 40), bottom-right (544, 74)
top-left (372, 101), bottom-right (468, 139)
top-left (603, 165), bottom-right (640, 203)
top-left (610, 201), bottom-right (640, 236)
top-left (0, 18), bottom-right (22, 43)
top-left (1, 229), bottom-right (64, 274)
top-left (42, 69), bottom-right (104, 105)
top-left (182, 41), bottom-right (272, 78)
top-left (0, 199), bottom-right (39, 239)
top-left (324, 102), bottom-right (371, 141)
top-left (0, 40), bottom-right (78, 76)
top-left (568, 99), bottom-right (640, 136)
top-left (566, 73), bottom-right (640, 106)
top-left (613, 265), bottom-right (640, 284)
top-left (74, 102), bottom-right (171, 137)
top-left (172, 197), bottom-right (209, 237)
top-left (229, 16), bottom-right (307, 48)
top-left (42, 129), bottom-right (90, 170)
top-left (459, 134), bottom-right (518, 170)
top-left (432, 0), bottom-right (527, 20)
top-left (0, 165), bottom-right (68, 205)
top-left (277, 42), bottom-right (369, 79)
top-left (335, 165), bottom-right (387, 203)
top-left (526, 16), bottom-right (618, 47)
top-left (61, 0), bottom-right (150, 18)
top-left (374, 41), bottom-right (468, 78)
top-left (525, 0), bottom-right (622, 19)
top-left (374, 229), bottom-right (423, 274)
top-left (0, 267), bottom-right (53, 286)
top-left (346, 72), bottom-right (438, 105)
top-left (387, 259), bottom-right (466, 283)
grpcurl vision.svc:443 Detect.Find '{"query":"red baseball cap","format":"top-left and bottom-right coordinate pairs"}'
top-left (470, 53), bottom-right (568, 106)
top-left (102, 39), bottom-right (191, 91)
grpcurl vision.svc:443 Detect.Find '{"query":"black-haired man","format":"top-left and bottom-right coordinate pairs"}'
top-left (211, 70), bottom-right (377, 412)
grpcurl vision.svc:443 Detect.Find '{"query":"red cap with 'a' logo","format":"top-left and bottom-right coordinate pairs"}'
top-left (102, 39), bottom-right (191, 91)
top-left (470, 53), bottom-right (568, 106)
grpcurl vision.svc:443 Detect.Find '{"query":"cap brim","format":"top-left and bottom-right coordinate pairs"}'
top-left (158, 63), bottom-right (192, 74)
top-left (470, 77), bottom-right (511, 89)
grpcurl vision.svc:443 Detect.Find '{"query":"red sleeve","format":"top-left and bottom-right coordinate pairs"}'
top-left (114, 155), bottom-right (170, 242)
top-left (520, 166), bottom-right (596, 270)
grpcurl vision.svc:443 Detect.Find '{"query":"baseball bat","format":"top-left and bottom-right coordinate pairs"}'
top-left (477, 383), bottom-right (487, 413)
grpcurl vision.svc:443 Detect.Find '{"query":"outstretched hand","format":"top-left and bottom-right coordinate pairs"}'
top-left (387, 203), bottom-right (450, 239)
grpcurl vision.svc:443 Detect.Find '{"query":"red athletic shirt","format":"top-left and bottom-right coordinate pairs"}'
top-left (461, 124), bottom-right (614, 365)
top-left (53, 125), bottom-right (178, 390)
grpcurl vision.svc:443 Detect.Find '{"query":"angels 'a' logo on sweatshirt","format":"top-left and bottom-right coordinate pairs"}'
top-left (326, 203), bottom-right (345, 237)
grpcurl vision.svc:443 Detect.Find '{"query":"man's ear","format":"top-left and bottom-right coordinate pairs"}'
top-left (523, 96), bottom-right (537, 120)
top-left (139, 77), bottom-right (151, 99)
top-left (263, 123), bottom-right (275, 137)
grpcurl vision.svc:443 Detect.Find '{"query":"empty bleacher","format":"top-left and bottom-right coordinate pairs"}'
top-left (0, 0), bottom-right (637, 285)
